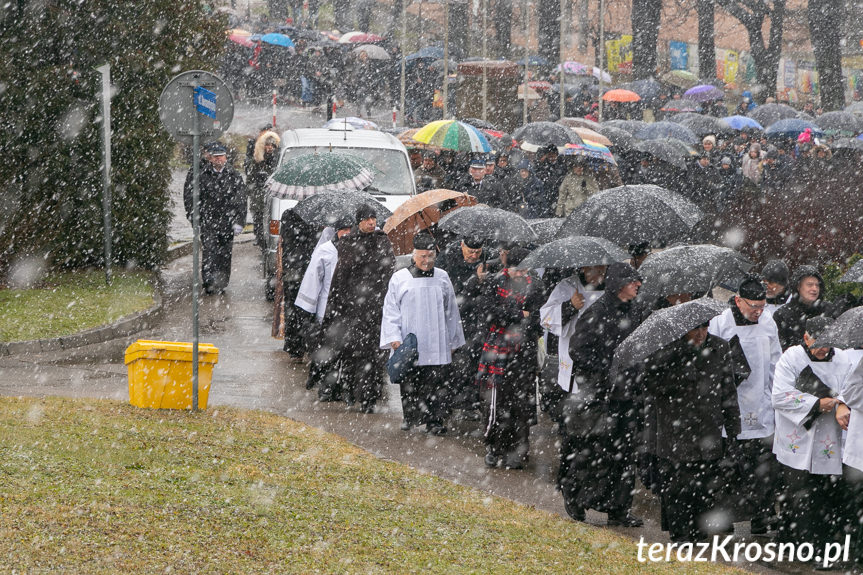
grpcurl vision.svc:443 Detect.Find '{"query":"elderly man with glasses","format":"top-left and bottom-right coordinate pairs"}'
top-left (708, 275), bottom-right (783, 535)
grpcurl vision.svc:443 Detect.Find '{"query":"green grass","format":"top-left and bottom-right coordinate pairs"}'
top-left (0, 270), bottom-right (154, 342)
top-left (0, 397), bottom-right (745, 574)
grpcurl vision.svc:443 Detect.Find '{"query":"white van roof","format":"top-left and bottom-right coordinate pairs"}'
top-left (278, 127), bottom-right (407, 152)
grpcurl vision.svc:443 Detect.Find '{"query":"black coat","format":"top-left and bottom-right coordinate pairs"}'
top-left (772, 265), bottom-right (831, 351)
top-left (642, 334), bottom-right (741, 462)
top-left (321, 229), bottom-right (395, 355)
top-left (183, 161), bottom-right (246, 233)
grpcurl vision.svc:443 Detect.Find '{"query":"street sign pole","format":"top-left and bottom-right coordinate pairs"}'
top-left (96, 63), bottom-right (112, 286)
top-left (158, 70), bottom-right (233, 413)
top-left (191, 102), bottom-right (201, 413)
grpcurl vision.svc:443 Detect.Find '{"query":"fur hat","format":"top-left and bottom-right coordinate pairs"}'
top-left (412, 230), bottom-right (437, 251)
top-left (702, 135), bottom-right (717, 146)
top-left (737, 274), bottom-right (766, 300)
top-left (805, 316), bottom-right (834, 343)
top-left (254, 131), bottom-right (281, 163)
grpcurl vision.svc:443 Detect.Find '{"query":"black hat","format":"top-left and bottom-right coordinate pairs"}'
top-left (463, 235), bottom-right (484, 249)
top-left (259, 123), bottom-right (274, 132)
top-left (761, 259), bottom-right (789, 285)
top-left (412, 231), bottom-right (437, 251)
top-left (805, 316), bottom-right (834, 343)
top-left (737, 274), bottom-right (766, 300)
top-left (422, 150), bottom-right (437, 159)
top-left (355, 204), bottom-right (377, 223)
top-left (506, 247), bottom-right (531, 268)
top-left (628, 241), bottom-right (651, 257)
top-left (334, 214), bottom-right (354, 230)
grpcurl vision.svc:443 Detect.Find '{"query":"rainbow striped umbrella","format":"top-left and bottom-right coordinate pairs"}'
top-left (562, 140), bottom-right (616, 165)
top-left (412, 120), bottom-right (492, 153)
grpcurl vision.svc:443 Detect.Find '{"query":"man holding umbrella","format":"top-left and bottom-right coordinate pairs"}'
top-left (707, 275), bottom-right (783, 535)
top-left (560, 261), bottom-right (645, 526)
top-left (319, 205), bottom-right (395, 412)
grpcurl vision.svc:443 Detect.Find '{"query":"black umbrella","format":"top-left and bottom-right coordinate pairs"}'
top-left (637, 244), bottom-right (753, 302)
top-left (463, 118), bottom-right (499, 131)
top-left (527, 218), bottom-right (565, 244)
top-left (634, 121), bottom-right (700, 146)
top-left (613, 298), bottom-right (729, 368)
top-left (815, 111), bottom-right (863, 137)
top-left (616, 77), bottom-right (663, 105)
top-left (513, 122), bottom-right (582, 151)
top-left (293, 191), bottom-right (392, 227)
top-left (841, 260), bottom-right (863, 283)
top-left (517, 235), bottom-right (629, 270)
top-left (659, 98), bottom-right (701, 113)
top-left (437, 205), bottom-right (537, 245)
top-left (601, 119), bottom-right (648, 134)
top-left (594, 125), bottom-right (635, 150)
top-left (632, 139), bottom-right (694, 170)
top-left (748, 103), bottom-right (800, 128)
top-left (667, 113), bottom-right (735, 137)
top-left (832, 138), bottom-right (863, 152)
top-left (815, 306), bottom-right (863, 349)
top-left (555, 184), bottom-right (704, 247)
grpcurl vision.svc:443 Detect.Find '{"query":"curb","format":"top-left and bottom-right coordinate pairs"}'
top-left (0, 279), bottom-right (164, 358)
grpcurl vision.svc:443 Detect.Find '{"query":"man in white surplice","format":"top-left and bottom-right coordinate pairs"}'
top-left (380, 231), bottom-right (465, 435)
top-left (538, 265), bottom-right (606, 420)
top-left (295, 218), bottom-right (353, 390)
top-left (771, 316), bottom-right (854, 549)
top-left (707, 275), bottom-right (782, 535)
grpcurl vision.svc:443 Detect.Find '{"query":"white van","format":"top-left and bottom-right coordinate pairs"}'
top-left (263, 126), bottom-right (416, 299)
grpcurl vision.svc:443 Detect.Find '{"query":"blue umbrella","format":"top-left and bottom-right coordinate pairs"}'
top-left (405, 46), bottom-right (445, 62)
top-left (634, 121), bottom-right (700, 145)
top-left (722, 115), bottom-right (763, 131)
top-left (260, 33), bottom-right (295, 48)
top-left (764, 118), bottom-right (823, 139)
top-left (516, 55), bottom-right (549, 67)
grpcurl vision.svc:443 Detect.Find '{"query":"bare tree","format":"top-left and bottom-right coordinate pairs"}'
top-left (715, 0), bottom-right (786, 101)
top-left (538, 0), bottom-right (560, 63)
top-left (808, 0), bottom-right (845, 110)
top-left (631, 0), bottom-right (662, 79)
top-left (696, 0), bottom-right (715, 80)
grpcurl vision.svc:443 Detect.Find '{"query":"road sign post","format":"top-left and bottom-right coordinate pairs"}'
top-left (158, 71), bottom-right (233, 412)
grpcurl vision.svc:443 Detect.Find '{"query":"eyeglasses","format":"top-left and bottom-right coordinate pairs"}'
top-left (738, 298), bottom-right (766, 311)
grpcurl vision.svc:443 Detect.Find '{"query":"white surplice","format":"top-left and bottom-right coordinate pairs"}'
top-left (539, 275), bottom-right (604, 393)
top-left (380, 267), bottom-right (465, 366)
top-left (709, 307), bottom-right (782, 439)
top-left (839, 350), bottom-right (863, 472)
top-left (294, 240), bottom-right (338, 322)
top-left (772, 345), bottom-right (853, 475)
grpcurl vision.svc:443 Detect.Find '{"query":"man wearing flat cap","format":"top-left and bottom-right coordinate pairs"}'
top-left (183, 142), bottom-right (246, 295)
top-left (319, 204), bottom-right (395, 412)
top-left (708, 274), bottom-right (783, 535)
top-left (380, 231), bottom-right (465, 434)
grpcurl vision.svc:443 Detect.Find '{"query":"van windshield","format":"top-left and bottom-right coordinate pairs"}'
top-left (279, 146), bottom-right (414, 196)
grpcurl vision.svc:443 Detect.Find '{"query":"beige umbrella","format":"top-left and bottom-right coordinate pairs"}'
top-left (571, 127), bottom-right (612, 147)
top-left (384, 189), bottom-right (478, 255)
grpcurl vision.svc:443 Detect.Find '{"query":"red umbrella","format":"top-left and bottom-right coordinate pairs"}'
top-left (345, 33), bottom-right (383, 43)
top-left (228, 34), bottom-right (255, 48)
top-left (601, 89), bottom-right (641, 103)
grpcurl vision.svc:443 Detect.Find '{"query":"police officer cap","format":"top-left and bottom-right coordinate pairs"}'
top-left (485, 154), bottom-right (496, 164)
top-left (204, 142), bottom-right (227, 156)
top-left (412, 231), bottom-right (437, 251)
top-left (469, 156), bottom-right (486, 168)
top-left (737, 274), bottom-right (766, 300)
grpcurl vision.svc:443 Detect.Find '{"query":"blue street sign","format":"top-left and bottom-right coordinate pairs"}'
top-left (194, 86), bottom-right (217, 119)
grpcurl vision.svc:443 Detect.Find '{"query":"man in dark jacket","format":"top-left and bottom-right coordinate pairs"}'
top-left (183, 143), bottom-right (246, 295)
top-left (773, 265), bottom-right (831, 351)
top-left (319, 205), bottom-right (395, 412)
top-left (515, 160), bottom-right (548, 218)
top-left (643, 325), bottom-right (741, 542)
top-left (762, 259), bottom-right (790, 312)
top-left (560, 261), bottom-right (645, 526)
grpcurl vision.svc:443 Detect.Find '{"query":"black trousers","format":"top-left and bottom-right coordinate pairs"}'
top-left (777, 466), bottom-right (845, 548)
top-left (480, 345), bottom-right (536, 461)
top-left (734, 436), bottom-right (779, 525)
top-left (399, 364), bottom-right (452, 426)
top-left (201, 228), bottom-right (234, 291)
top-left (658, 457), bottom-right (723, 542)
top-left (282, 282), bottom-right (308, 357)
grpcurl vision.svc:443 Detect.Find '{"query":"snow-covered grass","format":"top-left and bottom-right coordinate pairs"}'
top-left (0, 397), bottom-right (745, 574)
top-left (0, 270), bottom-right (154, 342)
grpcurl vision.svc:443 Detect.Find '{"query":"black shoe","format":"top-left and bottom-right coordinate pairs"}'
top-left (305, 375), bottom-right (316, 390)
top-left (361, 402), bottom-right (375, 414)
top-left (562, 495), bottom-right (586, 522)
top-left (607, 512), bottom-right (643, 527)
top-left (427, 423), bottom-right (447, 436)
top-left (503, 455), bottom-right (525, 470)
top-left (461, 410), bottom-right (481, 421)
top-left (484, 453), bottom-right (500, 468)
top-left (318, 393), bottom-right (339, 402)
top-left (749, 517), bottom-right (773, 535)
